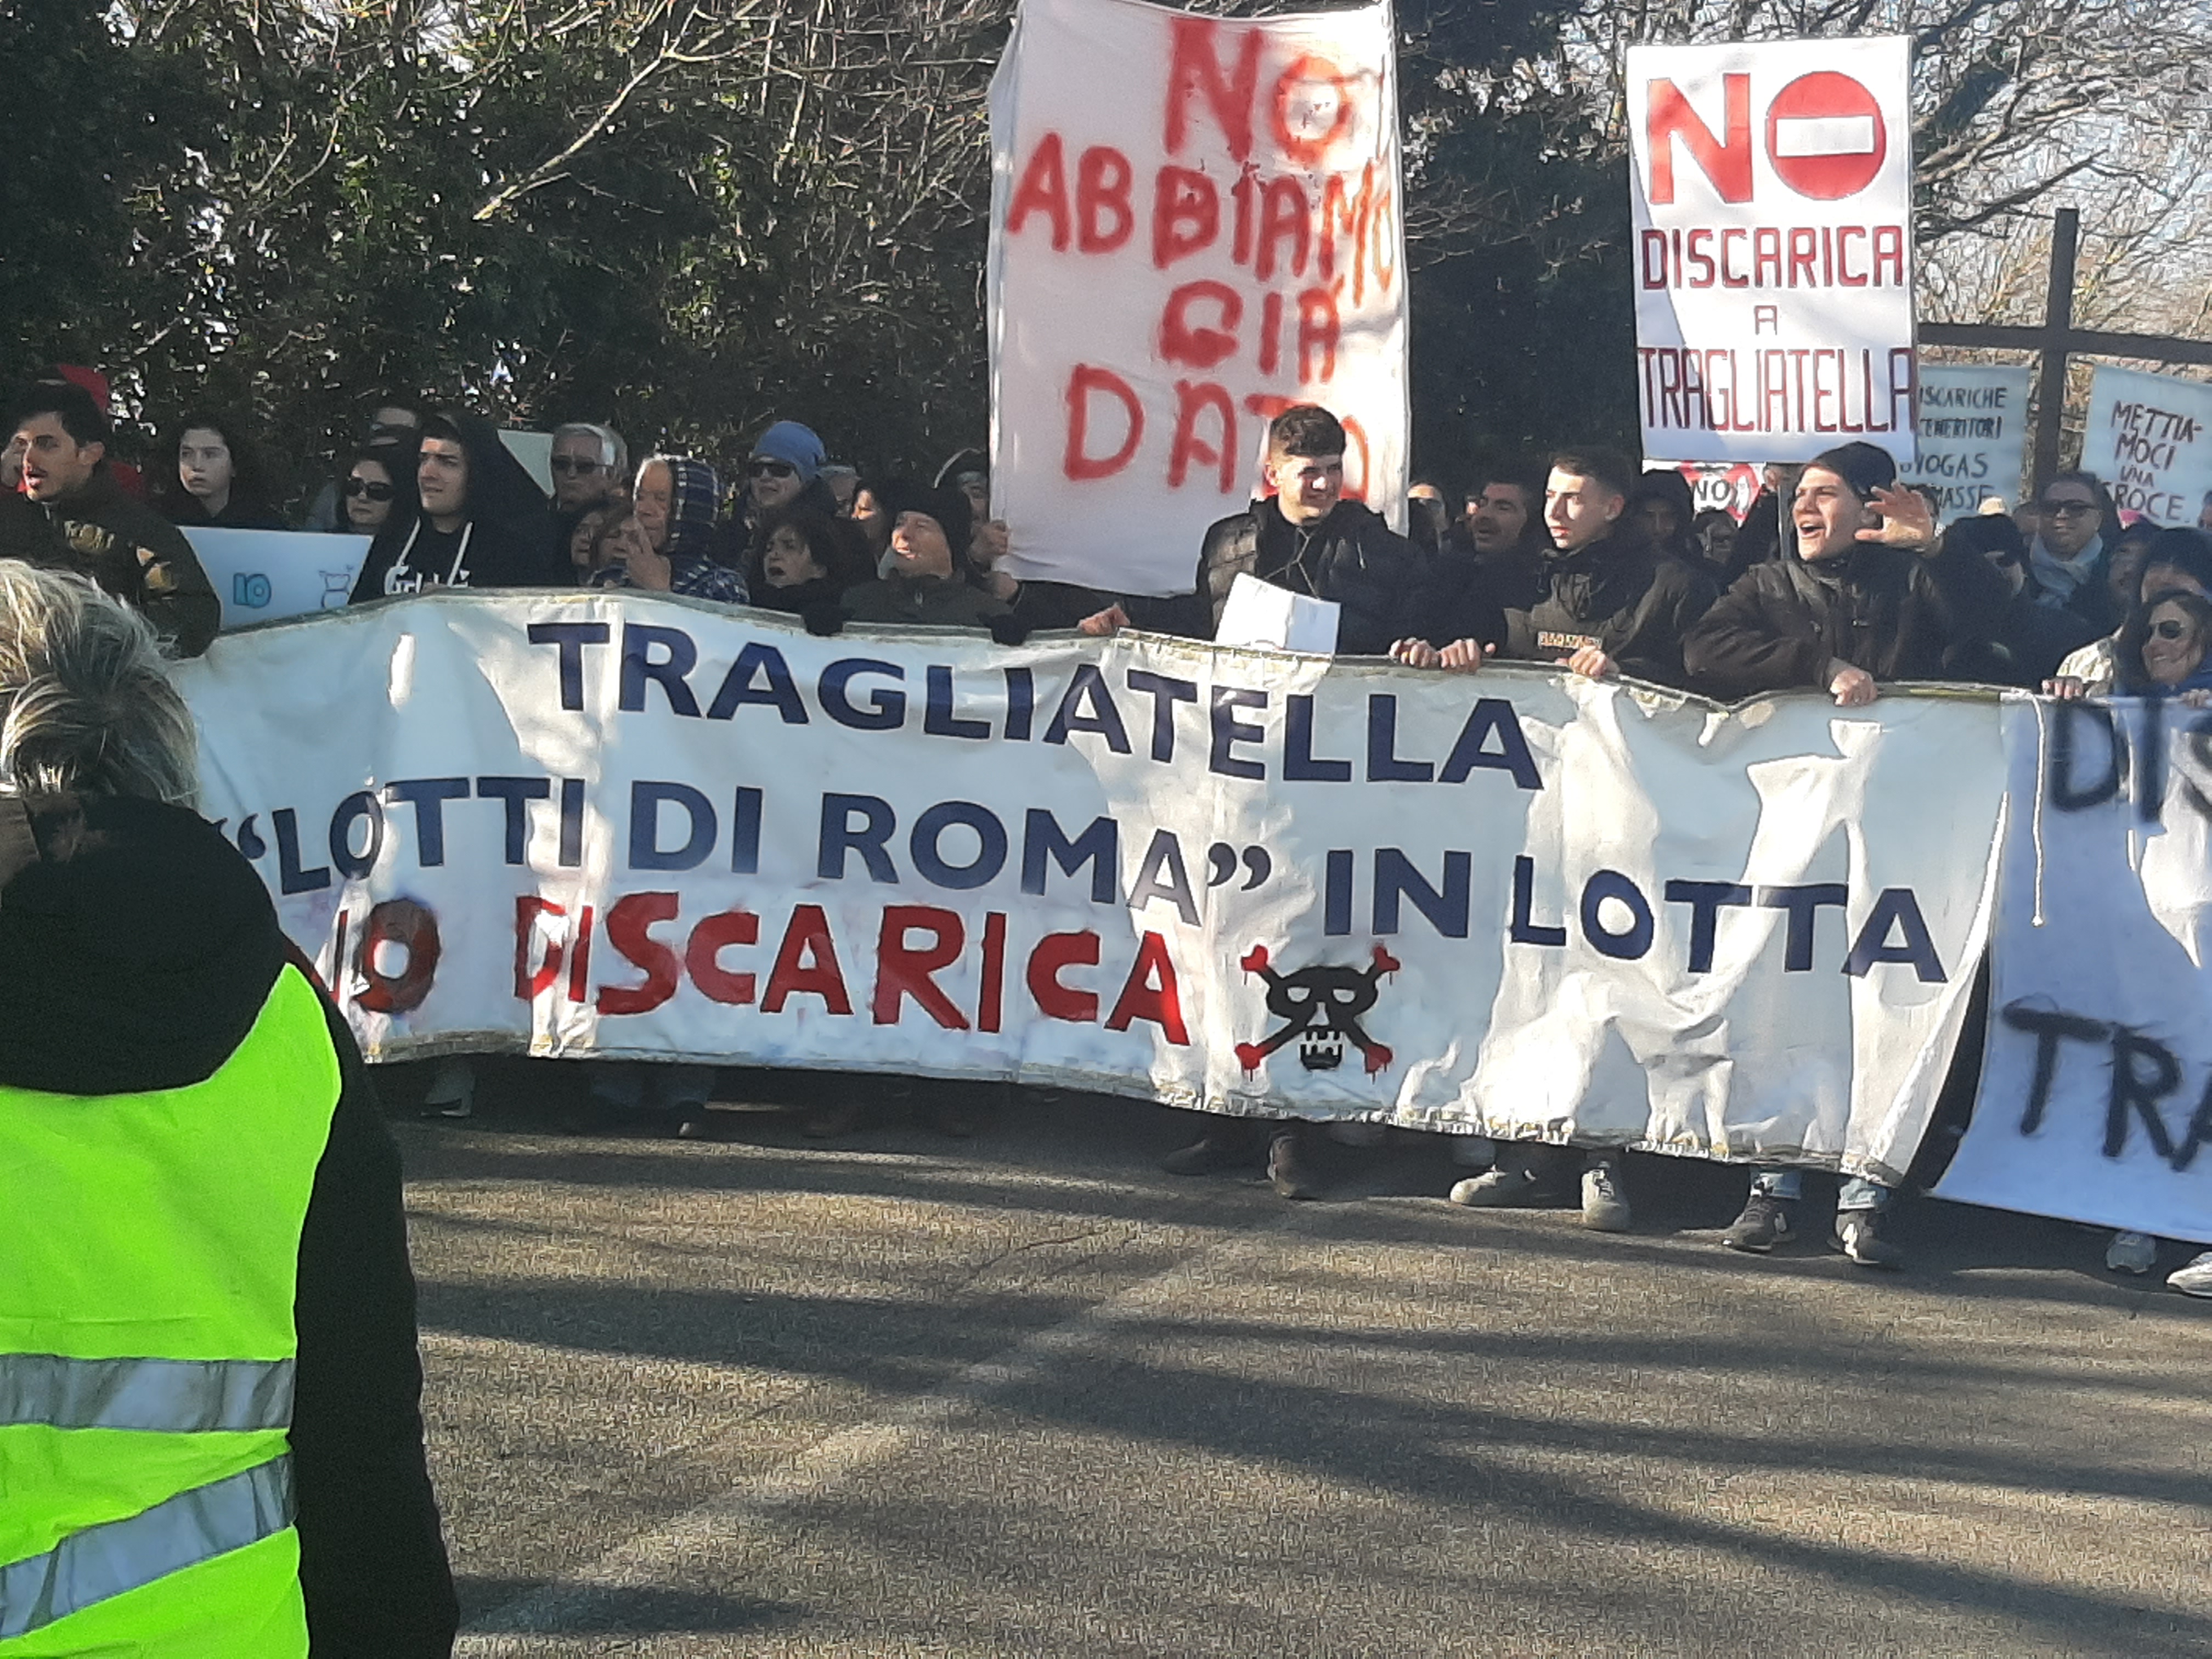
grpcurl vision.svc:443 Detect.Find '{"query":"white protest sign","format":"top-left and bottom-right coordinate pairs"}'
top-left (1215, 573), bottom-right (1340, 653)
top-left (988, 0), bottom-right (1409, 597)
top-left (1938, 697), bottom-right (2212, 1243)
top-left (1627, 38), bottom-right (1917, 468)
top-left (2083, 365), bottom-right (2212, 529)
top-left (182, 528), bottom-right (370, 630)
top-left (176, 593), bottom-right (2006, 1182)
top-left (1900, 363), bottom-right (2032, 523)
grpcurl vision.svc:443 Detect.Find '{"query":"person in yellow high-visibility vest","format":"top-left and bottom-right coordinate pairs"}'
top-left (0, 565), bottom-right (455, 1655)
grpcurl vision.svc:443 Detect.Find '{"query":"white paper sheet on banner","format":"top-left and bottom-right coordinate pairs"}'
top-left (1215, 574), bottom-right (1340, 654)
top-left (183, 528), bottom-right (370, 630)
top-left (988, 0), bottom-right (1410, 596)
top-left (175, 593), bottom-right (2008, 1183)
top-left (1938, 695), bottom-right (2212, 1243)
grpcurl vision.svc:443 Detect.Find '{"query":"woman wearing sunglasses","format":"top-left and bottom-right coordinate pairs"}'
top-left (331, 442), bottom-right (418, 539)
top-left (2114, 589), bottom-right (2212, 700)
top-left (2101, 587), bottom-right (2212, 1296)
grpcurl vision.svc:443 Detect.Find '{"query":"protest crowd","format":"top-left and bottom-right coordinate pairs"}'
top-left (4, 363), bottom-right (2208, 1297)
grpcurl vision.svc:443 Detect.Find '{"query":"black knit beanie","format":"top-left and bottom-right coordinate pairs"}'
top-left (1807, 441), bottom-right (1897, 503)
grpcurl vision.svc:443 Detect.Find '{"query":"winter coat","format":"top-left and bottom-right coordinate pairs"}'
top-left (842, 572), bottom-right (1012, 630)
top-left (1402, 547), bottom-right (1510, 652)
top-left (1139, 497), bottom-right (1423, 656)
top-left (0, 792), bottom-right (456, 1654)
top-left (32, 466), bottom-right (221, 656)
top-left (1682, 541), bottom-right (2003, 699)
top-left (162, 494), bottom-right (289, 532)
top-left (1502, 531), bottom-right (1718, 691)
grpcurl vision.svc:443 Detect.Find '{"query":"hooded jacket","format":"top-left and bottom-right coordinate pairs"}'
top-left (0, 792), bottom-right (456, 1654)
top-left (32, 467), bottom-right (221, 657)
top-left (1682, 539), bottom-right (2005, 699)
top-left (1503, 530), bottom-right (1718, 690)
top-left (1143, 496), bottom-right (1422, 655)
top-left (352, 414), bottom-right (561, 601)
top-left (593, 458), bottom-right (748, 603)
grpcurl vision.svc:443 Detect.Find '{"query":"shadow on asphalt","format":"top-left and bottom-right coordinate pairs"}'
top-left (457, 1578), bottom-right (803, 1633)
top-left (390, 1060), bottom-right (2205, 1300)
top-left (408, 1064), bottom-right (2212, 1657)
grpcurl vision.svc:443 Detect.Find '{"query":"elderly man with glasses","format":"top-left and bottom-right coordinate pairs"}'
top-left (547, 422), bottom-right (629, 572)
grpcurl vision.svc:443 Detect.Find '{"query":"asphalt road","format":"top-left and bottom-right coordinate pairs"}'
top-left (396, 1063), bottom-right (2212, 1658)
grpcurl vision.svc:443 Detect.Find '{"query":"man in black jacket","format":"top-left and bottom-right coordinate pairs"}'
top-left (1386, 472), bottom-right (1531, 670)
top-left (1438, 448), bottom-right (1716, 1232)
top-left (1681, 441), bottom-right (2001, 1268)
top-left (0, 565), bottom-right (456, 1652)
top-left (1132, 403), bottom-right (1423, 657)
top-left (1120, 405), bottom-right (1421, 1197)
top-left (353, 412), bottom-right (562, 601)
top-left (1683, 441), bottom-right (2000, 707)
top-left (8, 380), bottom-right (220, 657)
top-left (1501, 448), bottom-right (1718, 691)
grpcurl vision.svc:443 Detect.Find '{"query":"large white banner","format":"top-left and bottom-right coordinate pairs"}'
top-left (987, 0), bottom-right (1409, 598)
top-left (1939, 697), bottom-right (2212, 1242)
top-left (1900, 364), bottom-right (2033, 523)
top-left (176, 594), bottom-right (2006, 1182)
top-left (1627, 38), bottom-right (1916, 469)
top-left (2083, 364), bottom-right (2212, 529)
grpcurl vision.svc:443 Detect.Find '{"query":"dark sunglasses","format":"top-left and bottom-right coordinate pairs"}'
top-left (2153, 618), bottom-right (2193, 641)
top-left (342, 477), bottom-right (396, 501)
top-left (549, 455), bottom-right (604, 475)
top-left (749, 459), bottom-right (796, 479)
top-left (2039, 499), bottom-right (2096, 516)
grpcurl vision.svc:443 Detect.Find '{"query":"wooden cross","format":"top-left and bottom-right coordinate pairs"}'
top-left (1920, 208), bottom-right (2212, 494)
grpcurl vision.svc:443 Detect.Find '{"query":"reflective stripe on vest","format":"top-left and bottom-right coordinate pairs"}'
top-left (0, 1454), bottom-right (294, 1640)
top-left (0, 1354), bottom-right (294, 1434)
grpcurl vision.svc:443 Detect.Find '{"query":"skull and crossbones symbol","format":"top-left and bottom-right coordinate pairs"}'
top-left (1232, 943), bottom-right (1401, 1076)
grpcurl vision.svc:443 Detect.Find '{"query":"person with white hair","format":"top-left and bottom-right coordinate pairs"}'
top-left (548, 420), bottom-right (630, 575)
top-left (0, 566), bottom-right (456, 1651)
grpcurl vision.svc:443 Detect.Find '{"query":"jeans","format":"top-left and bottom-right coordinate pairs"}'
top-left (590, 1062), bottom-right (716, 1114)
top-left (1751, 1167), bottom-right (1890, 1213)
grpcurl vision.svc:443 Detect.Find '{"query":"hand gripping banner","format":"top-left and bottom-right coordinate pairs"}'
top-left (177, 594), bottom-right (2006, 1182)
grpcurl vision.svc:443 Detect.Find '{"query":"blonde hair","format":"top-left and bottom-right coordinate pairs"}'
top-left (0, 566), bottom-right (198, 806)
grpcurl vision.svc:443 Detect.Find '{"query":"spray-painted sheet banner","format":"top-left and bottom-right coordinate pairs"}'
top-left (987, 0), bottom-right (1409, 596)
top-left (174, 593), bottom-right (2006, 1182)
top-left (1938, 697), bottom-right (2212, 1243)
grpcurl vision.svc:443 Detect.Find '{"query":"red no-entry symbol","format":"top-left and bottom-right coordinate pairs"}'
top-left (1765, 71), bottom-right (1886, 200)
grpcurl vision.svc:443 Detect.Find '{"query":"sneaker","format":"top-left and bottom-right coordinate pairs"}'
top-left (1161, 1123), bottom-right (1259, 1176)
top-left (2106, 1230), bottom-right (2158, 1275)
top-left (2166, 1251), bottom-right (2212, 1297)
top-left (1722, 1192), bottom-right (1796, 1254)
top-left (419, 1058), bottom-right (474, 1120)
top-left (1450, 1135), bottom-right (1497, 1169)
top-left (1447, 1167), bottom-right (1567, 1209)
top-left (1581, 1157), bottom-right (1632, 1232)
top-left (1267, 1128), bottom-right (1319, 1200)
top-left (1833, 1210), bottom-right (1903, 1268)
